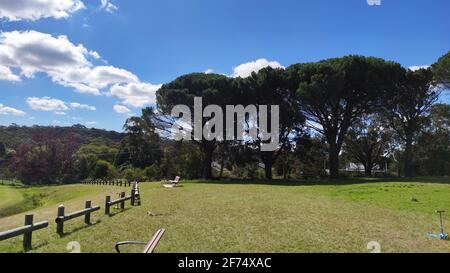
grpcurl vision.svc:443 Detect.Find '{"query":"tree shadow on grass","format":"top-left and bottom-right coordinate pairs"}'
top-left (193, 176), bottom-right (450, 187)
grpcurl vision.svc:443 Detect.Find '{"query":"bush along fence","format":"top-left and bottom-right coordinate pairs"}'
top-left (0, 191), bottom-right (141, 251)
top-left (55, 201), bottom-right (101, 236)
top-left (82, 179), bottom-right (132, 187)
top-left (0, 214), bottom-right (48, 251)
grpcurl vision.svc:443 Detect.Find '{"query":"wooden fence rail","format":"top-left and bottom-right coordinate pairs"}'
top-left (105, 192), bottom-right (134, 215)
top-left (55, 201), bottom-right (100, 236)
top-left (82, 179), bottom-right (131, 187)
top-left (0, 214), bottom-right (48, 251)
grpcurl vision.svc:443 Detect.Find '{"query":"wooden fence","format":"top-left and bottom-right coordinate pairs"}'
top-left (82, 179), bottom-right (132, 187)
top-left (0, 214), bottom-right (48, 251)
top-left (105, 192), bottom-right (135, 215)
top-left (0, 192), bottom-right (139, 251)
top-left (55, 201), bottom-right (101, 236)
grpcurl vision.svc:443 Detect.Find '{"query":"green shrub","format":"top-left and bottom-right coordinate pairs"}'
top-left (144, 164), bottom-right (162, 181)
top-left (92, 160), bottom-right (116, 179)
top-left (122, 167), bottom-right (145, 182)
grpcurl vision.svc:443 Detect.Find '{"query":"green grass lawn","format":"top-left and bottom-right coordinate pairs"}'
top-left (0, 184), bottom-right (122, 218)
top-left (0, 186), bottom-right (24, 217)
top-left (1, 178), bottom-right (450, 253)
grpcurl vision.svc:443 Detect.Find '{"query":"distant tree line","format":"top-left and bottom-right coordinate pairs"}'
top-left (1, 52), bottom-right (449, 184)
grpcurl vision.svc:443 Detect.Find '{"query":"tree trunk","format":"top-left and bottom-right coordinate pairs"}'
top-left (364, 159), bottom-right (373, 177)
top-left (364, 166), bottom-right (373, 177)
top-left (261, 151), bottom-right (274, 180)
top-left (202, 146), bottom-right (214, 179)
top-left (219, 159), bottom-right (224, 179)
top-left (283, 166), bottom-right (289, 180)
top-left (404, 138), bottom-right (413, 177)
top-left (264, 161), bottom-right (273, 180)
top-left (329, 144), bottom-right (340, 179)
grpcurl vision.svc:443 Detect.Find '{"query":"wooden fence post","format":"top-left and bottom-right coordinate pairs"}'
top-left (105, 196), bottom-right (111, 215)
top-left (120, 192), bottom-right (125, 209)
top-left (57, 205), bottom-right (65, 236)
top-left (85, 201), bottom-right (92, 224)
top-left (23, 214), bottom-right (33, 251)
top-left (130, 188), bottom-right (135, 206)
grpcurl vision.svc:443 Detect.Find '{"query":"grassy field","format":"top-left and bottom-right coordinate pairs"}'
top-left (1, 178), bottom-right (450, 253)
top-left (0, 184), bottom-right (120, 218)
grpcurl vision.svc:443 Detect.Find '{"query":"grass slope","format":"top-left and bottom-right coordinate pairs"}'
top-left (0, 186), bottom-right (24, 217)
top-left (1, 178), bottom-right (450, 253)
top-left (0, 185), bottom-right (119, 218)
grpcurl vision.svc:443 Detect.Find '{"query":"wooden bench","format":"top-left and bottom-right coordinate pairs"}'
top-left (115, 228), bottom-right (165, 253)
top-left (170, 176), bottom-right (181, 185)
top-left (163, 176), bottom-right (181, 188)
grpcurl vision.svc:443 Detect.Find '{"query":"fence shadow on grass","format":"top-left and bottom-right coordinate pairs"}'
top-left (108, 207), bottom-right (132, 218)
top-left (26, 241), bottom-right (49, 253)
top-left (59, 219), bottom-right (102, 237)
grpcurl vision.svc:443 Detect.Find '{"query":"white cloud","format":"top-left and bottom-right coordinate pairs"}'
top-left (0, 103), bottom-right (26, 116)
top-left (85, 121), bottom-right (97, 126)
top-left (89, 50), bottom-right (101, 60)
top-left (113, 104), bottom-right (131, 114)
top-left (204, 69), bottom-right (214, 74)
top-left (27, 97), bottom-right (68, 111)
top-left (0, 31), bottom-right (93, 89)
top-left (100, 0), bottom-right (118, 13)
top-left (409, 65), bottom-right (430, 71)
top-left (83, 66), bottom-right (139, 89)
top-left (69, 102), bottom-right (96, 111)
top-left (26, 97), bottom-right (96, 112)
top-left (232, 58), bottom-right (284, 78)
top-left (0, 0), bottom-right (85, 22)
top-left (0, 30), bottom-right (161, 107)
top-left (54, 111), bottom-right (67, 115)
top-left (0, 65), bottom-right (20, 81)
top-left (110, 82), bottom-right (162, 107)
top-left (367, 0), bottom-right (381, 6)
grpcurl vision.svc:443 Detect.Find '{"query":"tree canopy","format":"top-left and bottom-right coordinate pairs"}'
top-left (2, 53), bottom-right (450, 183)
top-left (240, 67), bottom-right (305, 179)
top-left (383, 68), bottom-right (439, 177)
top-left (432, 51), bottom-right (450, 88)
top-left (156, 73), bottom-right (235, 179)
top-left (286, 55), bottom-right (404, 178)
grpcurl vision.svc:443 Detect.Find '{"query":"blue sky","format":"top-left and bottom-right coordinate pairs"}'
top-left (0, 0), bottom-right (449, 131)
